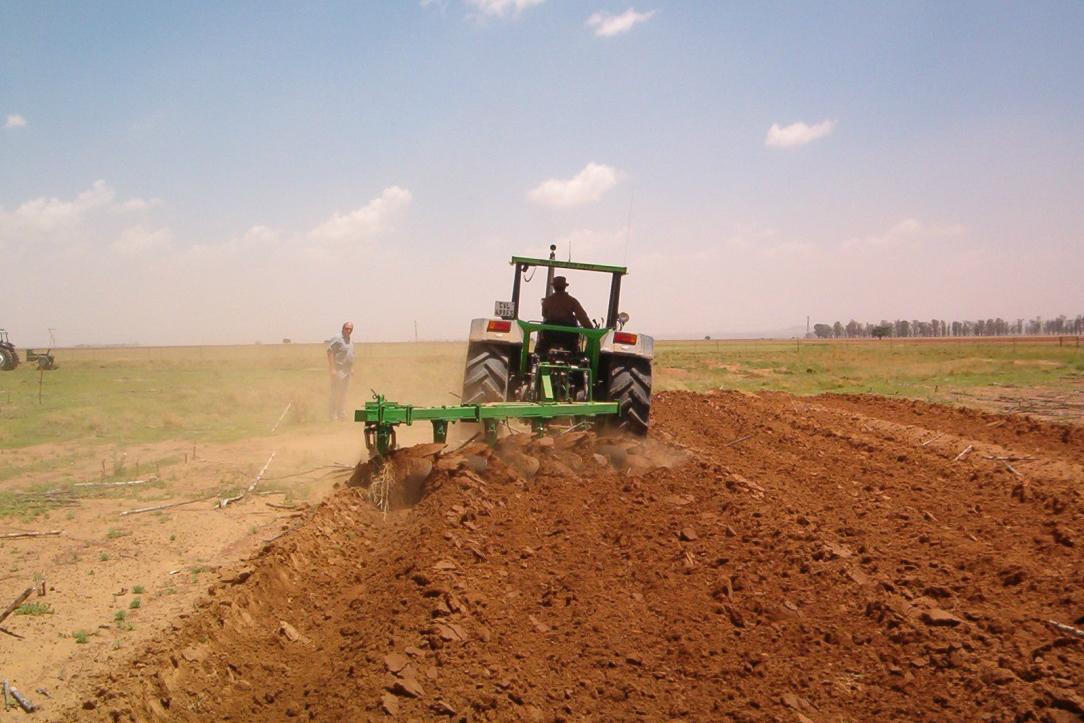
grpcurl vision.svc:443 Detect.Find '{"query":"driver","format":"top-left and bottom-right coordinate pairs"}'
top-left (538, 276), bottom-right (592, 355)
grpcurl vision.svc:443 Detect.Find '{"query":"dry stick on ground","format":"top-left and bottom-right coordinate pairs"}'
top-left (0, 587), bottom-right (33, 627)
top-left (0, 530), bottom-right (62, 540)
top-left (983, 454), bottom-right (1036, 463)
top-left (920, 432), bottom-right (946, 447)
top-left (270, 402), bottom-right (292, 434)
top-left (1046, 619), bottom-right (1084, 639)
top-left (723, 434), bottom-right (755, 448)
top-left (0, 626), bottom-right (24, 640)
top-left (9, 685), bottom-right (35, 713)
top-left (1000, 459), bottom-right (1024, 477)
top-left (263, 528), bottom-right (293, 544)
top-left (260, 464), bottom-right (352, 483)
top-left (74, 476), bottom-right (158, 488)
top-left (120, 495), bottom-right (216, 517)
top-left (954, 445), bottom-right (974, 462)
top-left (220, 451), bottom-right (277, 508)
top-left (11, 490), bottom-right (78, 506)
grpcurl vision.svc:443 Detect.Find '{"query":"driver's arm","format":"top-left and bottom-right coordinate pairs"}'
top-left (572, 299), bottom-right (592, 328)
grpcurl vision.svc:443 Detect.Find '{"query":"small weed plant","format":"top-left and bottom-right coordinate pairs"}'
top-left (15, 602), bottom-right (54, 616)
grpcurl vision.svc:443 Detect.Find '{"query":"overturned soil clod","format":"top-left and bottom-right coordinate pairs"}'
top-left (72, 391), bottom-right (1083, 721)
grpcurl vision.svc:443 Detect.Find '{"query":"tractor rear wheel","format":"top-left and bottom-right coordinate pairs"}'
top-left (606, 357), bottom-right (652, 435)
top-left (462, 342), bottom-right (511, 404)
top-left (0, 345), bottom-right (16, 371)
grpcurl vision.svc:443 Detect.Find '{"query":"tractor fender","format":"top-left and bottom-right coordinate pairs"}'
top-left (599, 330), bottom-right (655, 360)
top-left (468, 318), bottom-right (525, 345)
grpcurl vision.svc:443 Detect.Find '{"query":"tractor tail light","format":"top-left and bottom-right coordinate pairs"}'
top-left (487, 320), bottom-right (513, 333)
top-left (614, 332), bottom-right (638, 345)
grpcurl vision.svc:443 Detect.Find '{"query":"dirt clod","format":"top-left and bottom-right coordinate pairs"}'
top-left (389, 677), bottom-right (425, 699)
top-left (921, 608), bottom-right (964, 627)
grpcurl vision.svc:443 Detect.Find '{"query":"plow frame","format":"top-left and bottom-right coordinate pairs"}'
top-left (356, 395), bottom-right (620, 457)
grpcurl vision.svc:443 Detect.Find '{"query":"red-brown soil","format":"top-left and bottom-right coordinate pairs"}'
top-left (71, 391), bottom-right (1084, 721)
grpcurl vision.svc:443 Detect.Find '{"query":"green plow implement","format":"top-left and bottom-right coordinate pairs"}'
top-left (355, 395), bottom-right (620, 457)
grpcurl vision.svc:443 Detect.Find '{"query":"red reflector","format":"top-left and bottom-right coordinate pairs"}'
top-left (614, 332), bottom-right (638, 345)
top-left (487, 320), bottom-right (512, 333)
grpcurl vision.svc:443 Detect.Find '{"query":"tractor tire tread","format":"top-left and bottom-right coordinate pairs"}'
top-left (606, 357), bottom-right (652, 435)
top-left (0, 345), bottom-right (16, 372)
top-left (462, 343), bottom-right (511, 404)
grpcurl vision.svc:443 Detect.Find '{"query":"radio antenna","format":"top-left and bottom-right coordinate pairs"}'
top-left (624, 186), bottom-right (635, 265)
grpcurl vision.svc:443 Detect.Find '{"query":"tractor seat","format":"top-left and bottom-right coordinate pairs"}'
top-left (546, 348), bottom-right (573, 364)
top-left (536, 327), bottom-right (581, 358)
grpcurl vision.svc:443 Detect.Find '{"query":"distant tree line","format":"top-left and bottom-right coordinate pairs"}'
top-left (810, 314), bottom-right (1084, 339)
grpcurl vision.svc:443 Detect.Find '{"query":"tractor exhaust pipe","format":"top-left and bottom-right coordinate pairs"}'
top-left (545, 244), bottom-right (557, 297)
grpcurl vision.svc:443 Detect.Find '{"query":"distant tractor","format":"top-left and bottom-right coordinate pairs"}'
top-left (27, 349), bottom-right (57, 370)
top-left (462, 246), bottom-right (654, 434)
top-left (0, 330), bottom-right (17, 371)
top-left (0, 330), bottom-right (57, 371)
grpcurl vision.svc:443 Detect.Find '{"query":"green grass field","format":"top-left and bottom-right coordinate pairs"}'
top-left (654, 338), bottom-right (1084, 396)
top-left (1, 338), bottom-right (1081, 453)
top-left (0, 343), bottom-right (463, 450)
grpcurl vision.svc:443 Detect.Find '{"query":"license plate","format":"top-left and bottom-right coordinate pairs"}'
top-left (494, 301), bottom-right (515, 319)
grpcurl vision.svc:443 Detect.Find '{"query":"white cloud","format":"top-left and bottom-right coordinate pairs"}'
top-left (3, 114), bottom-right (27, 129)
top-left (842, 218), bottom-right (966, 249)
top-left (308, 186), bottom-right (413, 244)
top-left (527, 162), bottom-right (621, 208)
top-left (118, 197), bottom-right (163, 212)
top-left (0, 180), bottom-right (117, 235)
top-left (765, 119), bottom-right (836, 149)
top-left (0, 179), bottom-right (169, 259)
top-left (111, 226), bottom-right (173, 255)
top-left (466, 0), bottom-right (544, 17)
top-left (586, 8), bottom-right (655, 37)
top-left (715, 224), bottom-right (816, 258)
top-left (241, 225), bottom-right (281, 244)
top-left (758, 239), bottom-right (816, 259)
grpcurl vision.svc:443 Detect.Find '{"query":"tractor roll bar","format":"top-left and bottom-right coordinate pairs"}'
top-left (509, 252), bottom-right (627, 329)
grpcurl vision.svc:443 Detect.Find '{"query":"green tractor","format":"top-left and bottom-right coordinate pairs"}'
top-left (462, 246), bottom-right (653, 434)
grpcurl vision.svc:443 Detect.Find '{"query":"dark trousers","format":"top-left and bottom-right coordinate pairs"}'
top-left (536, 328), bottom-right (579, 358)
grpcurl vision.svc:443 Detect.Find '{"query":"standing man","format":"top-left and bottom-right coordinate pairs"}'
top-left (326, 322), bottom-right (356, 421)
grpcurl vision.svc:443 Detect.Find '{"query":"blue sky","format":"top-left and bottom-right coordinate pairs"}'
top-left (2, 1), bottom-right (1082, 345)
